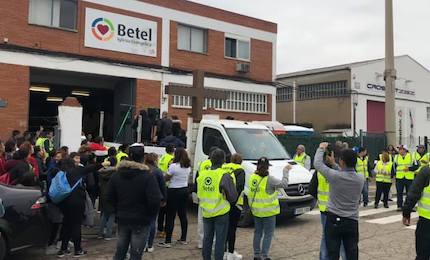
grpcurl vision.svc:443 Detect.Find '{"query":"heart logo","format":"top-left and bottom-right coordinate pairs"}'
top-left (97, 24), bottom-right (109, 35)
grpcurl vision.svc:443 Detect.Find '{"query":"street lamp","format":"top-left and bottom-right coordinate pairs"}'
top-left (351, 91), bottom-right (359, 137)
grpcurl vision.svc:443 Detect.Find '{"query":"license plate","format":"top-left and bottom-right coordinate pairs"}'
top-left (295, 207), bottom-right (310, 215)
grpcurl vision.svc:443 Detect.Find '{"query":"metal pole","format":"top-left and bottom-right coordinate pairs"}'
top-left (137, 115), bottom-right (142, 143)
top-left (384, 0), bottom-right (397, 146)
top-left (99, 111), bottom-right (104, 138)
top-left (292, 81), bottom-right (297, 124)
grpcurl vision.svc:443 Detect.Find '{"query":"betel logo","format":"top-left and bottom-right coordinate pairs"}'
top-left (91, 18), bottom-right (114, 41)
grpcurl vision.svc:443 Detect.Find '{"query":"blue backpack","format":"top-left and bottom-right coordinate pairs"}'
top-left (48, 171), bottom-right (82, 204)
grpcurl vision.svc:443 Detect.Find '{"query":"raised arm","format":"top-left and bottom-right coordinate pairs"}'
top-left (314, 143), bottom-right (338, 183)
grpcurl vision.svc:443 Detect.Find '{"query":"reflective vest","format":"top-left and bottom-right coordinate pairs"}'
top-left (293, 153), bottom-right (309, 167)
top-left (158, 153), bottom-right (174, 173)
top-left (245, 173), bottom-right (280, 218)
top-left (222, 163), bottom-right (244, 206)
top-left (197, 168), bottom-right (231, 218)
top-left (417, 172), bottom-right (430, 220)
top-left (356, 156), bottom-right (369, 178)
top-left (116, 151), bottom-right (128, 163)
top-left (375, 161), bottom-right (393, 183)
top-left (317, 172), bottom-right (329, 212)
top-left (395, 153), bottom-right (414, 180)
top-left (379, 154), bottom-right (393, 163)
top-left (199, 159), bottom-right (212, 173)
top-left (36, 137), bottom-right (53, 152)
top-left (414, 152), bottom-right (429, 173)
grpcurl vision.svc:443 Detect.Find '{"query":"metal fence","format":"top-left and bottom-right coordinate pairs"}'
top-left (277, 132), bottom-right (387, 163)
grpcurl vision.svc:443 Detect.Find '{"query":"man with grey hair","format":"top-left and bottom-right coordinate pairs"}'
top-left (293, 144), bottom-right (311, 170)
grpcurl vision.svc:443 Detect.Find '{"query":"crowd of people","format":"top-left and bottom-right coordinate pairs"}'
top-left (1, 126), bottom-right (430, 260)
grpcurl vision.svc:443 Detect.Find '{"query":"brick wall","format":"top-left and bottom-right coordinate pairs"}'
top-left (169, 22), bottom-right (273, 82)
top-left (0, 64), bottom-right (29, 140)
top-left (135, 79), bottom-right (161, 112)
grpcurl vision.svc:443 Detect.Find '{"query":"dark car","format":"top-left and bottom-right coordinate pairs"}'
top-left (0, 184), bottom-right (50, 260)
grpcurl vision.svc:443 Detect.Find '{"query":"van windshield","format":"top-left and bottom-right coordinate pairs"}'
top-left (225, 128), bottom-right (290, 160)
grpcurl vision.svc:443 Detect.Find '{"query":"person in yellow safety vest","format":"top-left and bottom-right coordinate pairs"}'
top-left (402, 165), bottom-right (430, 259)
top-left (379, 153), bottom-right (393, 163)
top-left (245, 157), bottom-right (289, 260)
top-left (35, 131), bottom-right (54, 158)
top-left (197, 149), bottom-right (237, 260)
top-left (293, 145), bottom-right (311, 170)
top-left (395, 145), bottom-right (419, 211)
top-left (373, 151), bottom-right (395, 209)
top-left (309, 145), bottom-right (347, 260)
top-left (414, 145), bottom-right (429, 174)
top-left (157, 144), bottom-right (175, 237)
top-left (356, 147), bottom-right (372, 207)
top-left (116, 144), bottom-right (129, 163)
top-left (222, 154), bottom-right (246, 260)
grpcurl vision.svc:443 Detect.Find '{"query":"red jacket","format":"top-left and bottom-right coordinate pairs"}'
top-left (27, 156), bottom-right (39, 177)
top-left (0, 156), bottom-right (5, 175)
top-left (89, 142), bottom-right (107, 151)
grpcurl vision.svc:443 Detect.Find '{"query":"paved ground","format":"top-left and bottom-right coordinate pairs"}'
top-left (11, 185), bottom-right (417, 259)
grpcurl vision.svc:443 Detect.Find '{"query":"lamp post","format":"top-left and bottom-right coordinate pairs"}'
top-left (292, 81), bottom-right (297, 124)
top-left (385, 0), bottom-right (397, 145)
top-left (352, 91), bottom-right (358, 137)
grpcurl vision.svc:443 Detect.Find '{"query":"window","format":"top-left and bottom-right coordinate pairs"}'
top-left (202, 127), bottom-right (230, 156)
top-left (277, 86), bottom-right (293, 102)
top-left (298, 80), bottom-right (348, 100)
top-left (29, 0), bottom-right (77, 30)
top-left (427, 107), bottom-right (430, 121)
top-left (172, 90), bottom-right (267, 113)
top-left (225, 37), bottom-right (250, 60)
top-left (177, 24), bottom-right (207, 53)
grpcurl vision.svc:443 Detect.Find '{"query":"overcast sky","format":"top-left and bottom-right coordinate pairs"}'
top-left (190, 0), bottom-right (430, 74)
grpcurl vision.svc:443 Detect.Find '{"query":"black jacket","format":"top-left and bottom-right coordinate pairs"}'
top-left (107, 160), bottom-right (162, 225)
top-left (98, 166), bottom-right (116, 213)
top-left (403, 166), bottom-right (430, 218)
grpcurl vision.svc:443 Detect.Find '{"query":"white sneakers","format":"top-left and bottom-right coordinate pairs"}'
top-left (224, 252), bottom-right (243, 260)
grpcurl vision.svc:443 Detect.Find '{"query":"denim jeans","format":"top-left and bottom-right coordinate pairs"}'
top-left (146, 216), bottom-right (157, 248)
top-left (99, 212), bottom-right (115, 238)
top-left (202, 213), bottom-right (229, 260)
top-left (113, 223), bottom-right (150, 260)
top-left (320, 213), bottom-right (346, 260)
top-left (361, 180), bottom-right (369, 204)
top-left (253, 216), bottom-right (276, 259)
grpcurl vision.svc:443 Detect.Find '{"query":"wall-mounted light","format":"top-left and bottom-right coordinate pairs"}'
top-left (30, 85), bottom-right (50, 93)
top-left (46, 97), bottom-right (63, 102)
top-left (72, 90), bottom-right (90, 97)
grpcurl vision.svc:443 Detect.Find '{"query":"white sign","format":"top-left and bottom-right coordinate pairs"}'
top-left (84, 8), bottom-right (157, 57)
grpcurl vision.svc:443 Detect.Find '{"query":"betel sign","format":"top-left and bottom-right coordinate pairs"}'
top-left (366, 84), bottom-right (415, 96)
top-left (85, 8), bottom-right (157, 57)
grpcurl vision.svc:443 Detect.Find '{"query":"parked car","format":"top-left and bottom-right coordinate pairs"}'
top-left (0, 184), bottom-right (50, 260)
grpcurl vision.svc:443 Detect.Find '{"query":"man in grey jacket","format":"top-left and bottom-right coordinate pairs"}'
top-left (314, 142), bottom-right (364, 260)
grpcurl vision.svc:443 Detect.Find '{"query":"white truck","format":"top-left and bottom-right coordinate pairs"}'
top-left (109, 115), bottom-right (316, 226)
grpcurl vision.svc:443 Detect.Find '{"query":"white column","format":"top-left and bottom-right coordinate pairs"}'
top-left (161, 18), bottom-right (170, 67)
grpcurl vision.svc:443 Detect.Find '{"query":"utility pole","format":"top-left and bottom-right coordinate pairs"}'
top-left (292, 81), bottom-right (297, 124)
top-left (384, 0), bottom-right (397, 145)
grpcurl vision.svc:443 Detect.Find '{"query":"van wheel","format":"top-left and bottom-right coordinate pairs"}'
top-left (0, 233), bottom-right (7, 260)
top-left (238, 203), bottom-right (253, 228)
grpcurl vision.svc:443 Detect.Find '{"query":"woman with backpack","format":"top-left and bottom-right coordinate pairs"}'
top-left (56, 157), bottom-right (108, 258)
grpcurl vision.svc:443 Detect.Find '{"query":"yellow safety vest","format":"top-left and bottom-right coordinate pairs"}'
top-left (293, 153), bottom-right (309, 167)
top-left (375, 161), bottom-right (393, 183)
top-left (199, 159), bottom-right (212, 173)
top-left (222, 163), bottom-right (244, 206)
top-left (158, 153), bottom-right (174, 173)
top-left (414, 152), bottom-right (429, 174)
top-left (356, 156), bottom-right (369, 178)
top-left (197, 168), bottom-right (231, 218)
top-left (116, 151), bottom-right (128, 163)
top-left (317, 172), bottom-right (330, 212)
top-left (36, 137), bottom-right (53, 151)
top-left (395, 153), bottom-right (414, 180)
top-left (245, 173), bottom-right (280, 218)
top-left (417, 170), bottom-right (430, 220)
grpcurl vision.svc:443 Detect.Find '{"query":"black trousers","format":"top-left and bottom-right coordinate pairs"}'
top-left (396, 178), bottom-right (413, 208)
top-left (157, 206), bottom-right (167, 232)
top-left (375, 182), bottom-right (392, 206)
top-left (226, 206), bottom-right (241, 253)
top-left (416, 217), bottom-right (430, 260)
top-left (165, 187), bottom-right (188, 243)
top-left (325, 213), bottom-right (359, 260)
top-left (60, 216), bottom-right (82, 251)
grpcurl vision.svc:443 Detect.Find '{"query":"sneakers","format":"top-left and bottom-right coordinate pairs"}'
top-left (57, 250), bottom-right (71, 258)
top-left (73, 250), bottom-right (87, 258)
top-left (158, 242), bottom-right (172, 248)
top-left (147, 247), bottom-right (154, 253)
top-left (233, 251), bottom-right (243, 260)
top-left (374, 204), bottom-right (379, 209)
top-left (226, 253), bottom-right (235, 260)
top-left (384, 204), bottom-right (389, 208)
top-left (177, 239), bottom-right (188, 245)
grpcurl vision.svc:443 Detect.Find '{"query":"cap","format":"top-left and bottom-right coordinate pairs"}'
top-left (398, 144), bottom-right (409, 151)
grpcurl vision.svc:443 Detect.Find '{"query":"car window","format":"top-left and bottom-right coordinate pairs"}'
top-left (202, 127), bottom-right (230, 156)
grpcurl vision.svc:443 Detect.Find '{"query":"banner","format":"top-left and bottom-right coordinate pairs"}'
top-left (84, 8), bottom-right (157, 57)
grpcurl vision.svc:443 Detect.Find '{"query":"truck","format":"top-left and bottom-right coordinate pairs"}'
top-left (107, 115), bottom-right (316, 226)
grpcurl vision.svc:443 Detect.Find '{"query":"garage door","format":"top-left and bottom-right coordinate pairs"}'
top-left (367, 100), bottom-right (385, 133)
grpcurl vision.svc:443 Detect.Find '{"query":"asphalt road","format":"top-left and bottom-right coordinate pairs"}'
top-left (10, 198), bottom-right (417, 260)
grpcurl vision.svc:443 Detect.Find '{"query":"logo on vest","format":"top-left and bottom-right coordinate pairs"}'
top-left (203, 177), bottom-right (215, 192)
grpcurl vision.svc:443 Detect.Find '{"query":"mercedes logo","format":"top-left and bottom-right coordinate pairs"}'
top-left (297, 184), bottom-right (306, 195)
